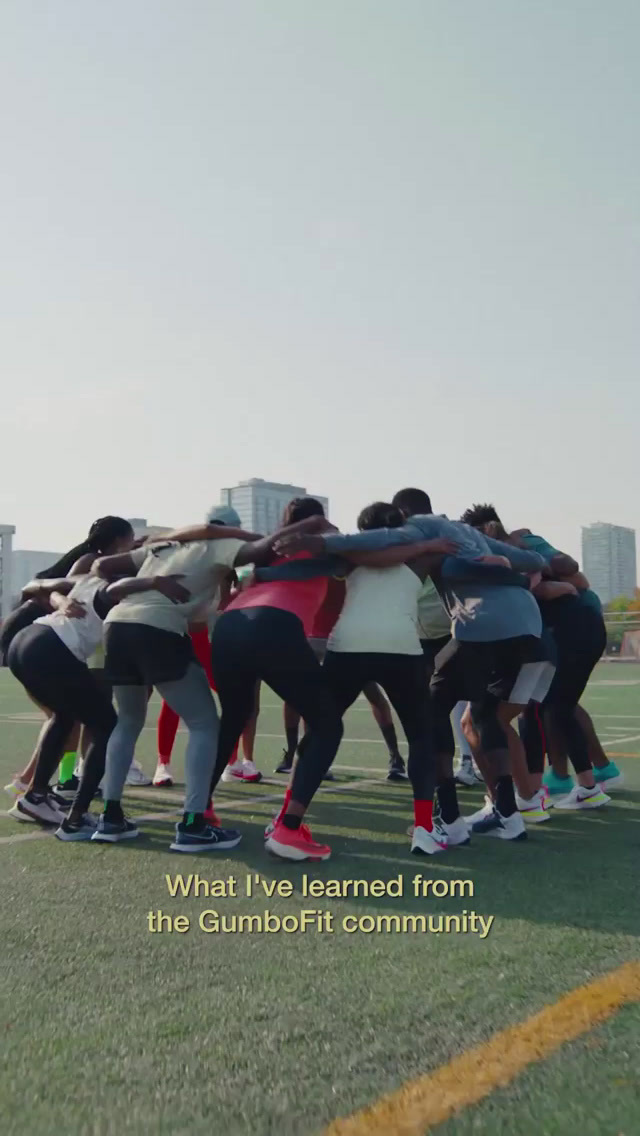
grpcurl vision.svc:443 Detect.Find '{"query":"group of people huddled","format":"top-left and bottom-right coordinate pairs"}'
top-left (1, 487), bottom-right (621, 861)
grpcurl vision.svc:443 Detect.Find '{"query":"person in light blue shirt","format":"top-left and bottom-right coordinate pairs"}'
top-left (275, 487), bottom-right (553, 845)
top-left (460, 503), bottom-right (619, 807)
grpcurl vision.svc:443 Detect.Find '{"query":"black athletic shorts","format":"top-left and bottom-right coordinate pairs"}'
top-left (104, 623), bottom-right (196, 686)
top-left (0, 600), bottom-right (44, 663)
top-left (430, 635), bottom-right (555, 708)
top-left (420, 635), bottom-right (451, 675)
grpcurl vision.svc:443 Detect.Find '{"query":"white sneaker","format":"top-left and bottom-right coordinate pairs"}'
top-left (240, 760), bottom-right (262, 783)
top-left (455, 759), bottom-right (477, 787)
top-left (4, 775), bottom-right (29, 798)
top-left (153, 761), bottom-right (174, 788)
top-left (441, 816), bottom-right (471, 846)
top-left (221, 763), bottom-right (245, 783)
top-left (125, 760), bottom-right (152, 787)
top-left (9, 791), bottom-right (66, 825)
top-left (516, 788), bottom-right (551, 823)
top-left (465, 795), bottom-right (495, 827)
top-left (472, 807), bottom-right (527, 841)
top-left (411, 824), bottom-right (447, 855)
top-left (554, 785), bottom-right (611, 810)
top-left (222, 761), bottom-right (263, 784)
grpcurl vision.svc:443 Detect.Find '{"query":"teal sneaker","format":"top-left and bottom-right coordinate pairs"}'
top-left (542, 769), bottom-right (574, 796)
top-left (593, 761), bottom-right (624, 790)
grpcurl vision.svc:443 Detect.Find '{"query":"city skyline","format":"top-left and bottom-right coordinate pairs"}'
top-left (3, 493), bottom-right (638, 601)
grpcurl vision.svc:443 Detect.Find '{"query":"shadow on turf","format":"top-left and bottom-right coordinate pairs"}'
top-left (109, 787), bottom-right (640, 939)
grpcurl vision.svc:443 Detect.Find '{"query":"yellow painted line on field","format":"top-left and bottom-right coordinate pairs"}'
top-left (325, 961), bottom-right (640, 1136)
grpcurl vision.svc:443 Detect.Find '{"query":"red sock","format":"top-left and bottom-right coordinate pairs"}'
top-left (227, 742), bottom-right (240, 767)
top-left (157, 701), bottom-right (179, 762)
top-left (414, 799), bottom-right (434, 832)
top-left (276, 788), bottom-right (292, 824)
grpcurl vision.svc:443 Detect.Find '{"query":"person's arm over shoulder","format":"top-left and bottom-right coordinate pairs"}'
top-left (92, 547), bottom-right (148, 580)
top-left (253, 555), bottom-right (349, 583)
top-left (517, 532), bottom-right (579, 577)
top-left (322, 522), bottom-right (425, 555)
top-left (441, 556), bottom-right (529, 588)
top-left (483, 536), bottom-right (545, 573)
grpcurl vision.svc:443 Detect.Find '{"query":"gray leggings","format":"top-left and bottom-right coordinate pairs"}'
top-left (103, 663), bottom-right (219, 813)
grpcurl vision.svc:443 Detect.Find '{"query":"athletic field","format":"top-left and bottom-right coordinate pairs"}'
top-left (2, 663), bottom-right (639, 1135)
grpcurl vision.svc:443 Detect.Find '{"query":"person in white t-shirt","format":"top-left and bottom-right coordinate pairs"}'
top-left (4, 517), bottom-right (188, 840)
top-left (91, 523), bottom-right (278, 854)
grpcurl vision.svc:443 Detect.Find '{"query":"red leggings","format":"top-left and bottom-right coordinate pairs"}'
top-left (157, 628), bottom-right (238, 764)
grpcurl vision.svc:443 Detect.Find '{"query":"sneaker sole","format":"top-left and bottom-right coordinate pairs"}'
top-left (153, 780), bottom-right (174, 788)
top-left (387, 772), bottom-right (409, 782)
top-left (55, 827), bottom-right (96, 842)
top-left (479, 828), bottom-right (528, 840)
top-left (411, 841), bottom-right (447, 855)
top-left (9, 801), bottom-right (63, 825)
top-left (91, 829), bottom-right (140, 843)
top-left (169, 834), bottom-right (242, 853)
top-left (266, 837), bottom-right (330, 862)
top-left (555, 797), bottom-right (610, 811)
top-left (519, 809), bottom-right (551, 824)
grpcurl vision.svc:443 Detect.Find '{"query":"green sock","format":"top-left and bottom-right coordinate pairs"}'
top-left (58, 752), bottom-right (77, 783)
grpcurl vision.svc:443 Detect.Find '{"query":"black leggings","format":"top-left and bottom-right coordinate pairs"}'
top-left (322, 651), bottom-right (435, 800)
top-left (210, 607), bottom-right (343, 807)
top-left (520, 612), bottom-right (606, 776)
top-left (7, 625), bottom-right (117, 815)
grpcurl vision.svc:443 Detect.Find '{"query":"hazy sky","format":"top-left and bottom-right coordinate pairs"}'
top-left (2, 1), bottom-right (639, 563)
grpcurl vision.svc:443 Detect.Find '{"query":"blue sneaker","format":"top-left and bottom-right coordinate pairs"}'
top-left (542, 769), bottom-right (574, 796)
top-left (593, 761), bottom-right (624, 790)
top-left (91, 815), bottom-right (139, 843)
top-left (170, 822), bottom-right (242, 853)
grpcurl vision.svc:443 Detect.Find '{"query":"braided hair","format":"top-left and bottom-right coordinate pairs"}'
top-left (35, 516), bottom-right (134, 579)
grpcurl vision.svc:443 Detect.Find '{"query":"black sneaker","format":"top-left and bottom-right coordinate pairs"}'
top-left (170, 822), bottom-right (242, 853)
top-left (55, 814), bottom-right (98, 842)
top-left (275, 751), bottom-right (293, 774)
top-left (55, 775), bottom-right (80, 800)
top-left (387, 753), bottom-right (408, 782)
top-left (322, 770), bottom-right (335, 782)
top-left (48, 788), bottom-right (71, 814)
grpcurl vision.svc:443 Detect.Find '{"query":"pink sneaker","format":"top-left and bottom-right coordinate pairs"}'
top-left (266, 821), bottom-right (331, 862)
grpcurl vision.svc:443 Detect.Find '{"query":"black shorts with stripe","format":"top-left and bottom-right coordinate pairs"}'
top-left (104, 623), bottom-right (196, 687)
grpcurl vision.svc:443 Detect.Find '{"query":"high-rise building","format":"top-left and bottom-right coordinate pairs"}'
top-left (10, 550), bottom-right (62, 606)
top-left (219, 479), bottom-right (329, 533)
top-left (0, 524), bottom-right (16, 619)
top-left (581, 522), bottom-right (637, 605)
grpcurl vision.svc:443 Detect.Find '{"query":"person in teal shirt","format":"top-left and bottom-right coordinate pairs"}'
top-left (460, 505), bottom-right (622, 801)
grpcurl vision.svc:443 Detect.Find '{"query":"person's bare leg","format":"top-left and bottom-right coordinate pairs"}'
top-left (546, 717), bottom-right (570, 779)
top-left (497, 703), bottom-right (537, 799)
top-left (241, 681), bottom-right (261, 761)
top-left (575, 705), bottom-right (609, 769)
top-left (461, 705), bottom-right (495, 795)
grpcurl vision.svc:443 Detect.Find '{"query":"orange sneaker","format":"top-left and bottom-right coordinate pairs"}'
top-left (266, 821), bottom-right (331, 862)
